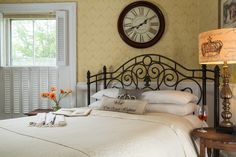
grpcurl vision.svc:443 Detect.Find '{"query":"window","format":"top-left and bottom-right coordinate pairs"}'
top-left (11, 19), bottom-right (56, 66)
top-left (1, 10), bottom-right (68, 67)
top-left (0, 3), bottom-right (76, 117)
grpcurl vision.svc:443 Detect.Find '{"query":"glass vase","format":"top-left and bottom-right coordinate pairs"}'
top-left (53, 103), bottom-right (61, 111)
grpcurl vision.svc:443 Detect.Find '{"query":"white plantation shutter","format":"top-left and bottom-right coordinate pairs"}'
top-left (56, 11), bottom-right (68, 66)
top-left (0, 68), bottom-right (3, 113)
top-left (21, 68), bottom-right (30, 113)
top-left (0, 12), bottom-right (3, 66)
top-left (49, 67), bottom-right (57, 87)
top-left (30, 68), bottom-right (40, 110)
top-left (40, 68), bottom-right (49, 109)
top-left (12, 69), bottom-right (21, 113)
top-left (1, 67), bottom-right (58, 114)
top-left (48, 67), bottom-right (58, 107)
top-left (4, 68), bottom-right (11, 113)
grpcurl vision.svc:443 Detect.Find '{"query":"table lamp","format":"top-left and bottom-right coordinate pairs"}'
top-left (199, 28), bottom-right (236, 130)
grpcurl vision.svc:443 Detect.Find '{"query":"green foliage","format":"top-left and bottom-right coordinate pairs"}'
top-left (12, 19), bottom-right (56, 60)
top-left (35, 20), bottom-right (56, 58)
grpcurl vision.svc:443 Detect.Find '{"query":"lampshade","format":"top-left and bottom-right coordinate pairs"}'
top-left (199, 28), bottom-right (236, 65)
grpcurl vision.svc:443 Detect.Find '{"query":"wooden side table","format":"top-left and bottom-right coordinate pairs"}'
top-left (191, 127), bottom-right (236, 157)
top-left (24, 109), bottom-right (53, 116)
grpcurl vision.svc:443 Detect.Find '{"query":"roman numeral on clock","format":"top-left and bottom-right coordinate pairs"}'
top-left (147, 33), bottom-right (152, 40)
top-left (125, 28), bottom-right (133, 36)
top-left (146, 9), bottom-right (150, 16)
top-left (138, 7), bottom-right (144, 16)
top-left (123, 23), bottom-right (132, 27)
top-left (149, 15), bottom-right (157, 21)
top-left (125, 16), bottom-right (134, 20)
top-left (149, 28), bottom-right (157, 35)
top-left (140, 34), bottom-right (144, 43)
top-left (131, 9), bottom-right (138, 16)
top-left (150, 22), bottom-right (159, 26)
top-left (131, 32), bottom-right (138, 41)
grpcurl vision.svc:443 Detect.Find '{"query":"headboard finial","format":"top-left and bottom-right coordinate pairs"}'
top-left (103, 66), bottom-right (107, 71)
top-left (87, 70), bottom-right (91, 105)
top-left (87, 70), bottom-right (91, 78)
top-left (103, 66), bottom-right (107, 89)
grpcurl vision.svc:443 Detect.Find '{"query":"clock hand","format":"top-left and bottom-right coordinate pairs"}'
top-left (129, 19), bottom-right (148, 30)
top-left (136, 19), bottom-right (148, 29)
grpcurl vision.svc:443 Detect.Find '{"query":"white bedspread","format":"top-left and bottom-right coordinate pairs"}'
top-left (0, 110), bottom-right (202, 157)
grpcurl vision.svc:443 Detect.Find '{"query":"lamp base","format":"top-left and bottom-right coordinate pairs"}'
top-left (216, 126), bottom-right (236, 135)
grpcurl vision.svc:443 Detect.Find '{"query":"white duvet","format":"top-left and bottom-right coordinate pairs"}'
top-left (0, 110), bottom-right (202, 157)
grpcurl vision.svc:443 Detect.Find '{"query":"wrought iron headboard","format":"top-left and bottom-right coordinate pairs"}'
top-left (87, 54), bottom-right (220, 127)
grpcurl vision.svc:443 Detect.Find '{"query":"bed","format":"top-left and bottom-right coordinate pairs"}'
top-left (0, 54), bottom-right (219, 157)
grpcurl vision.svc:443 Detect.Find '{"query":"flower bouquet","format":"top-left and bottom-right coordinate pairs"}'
top-left (41, 87), bottom-right (72, 111)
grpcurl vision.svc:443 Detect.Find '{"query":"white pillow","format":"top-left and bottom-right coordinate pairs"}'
top-left (89, 101), bottom-right (102, 109)
top-left (142, 90), bottom-right (198, 104)
top-left (91, 88), bottom-right (120, 100)
top-left (100, 96), bottom-right (147, 114)
top-left (145, 103), bottom-right (197, 116)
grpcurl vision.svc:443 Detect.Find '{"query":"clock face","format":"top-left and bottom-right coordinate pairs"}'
top-left (118, 1), bottom-right (165, 48)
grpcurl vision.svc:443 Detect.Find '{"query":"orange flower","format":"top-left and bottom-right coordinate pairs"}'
top-left (48, 92), bottom-right (56, 100)
top-left (60, 89), bottom-right (65, 94)
top-left (41, 92), bottom-right (49, 98)
top-left (50, 87), bottom-right (57, 91)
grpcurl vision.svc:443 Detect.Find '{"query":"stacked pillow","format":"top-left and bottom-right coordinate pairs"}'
top-left (89, 88), bottom-right (198, 116)
top-left (142, 90), bottom-right (198, 116)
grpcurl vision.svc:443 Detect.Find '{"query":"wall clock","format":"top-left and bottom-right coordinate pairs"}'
top-left (118, 1), bottom-right (165, 48)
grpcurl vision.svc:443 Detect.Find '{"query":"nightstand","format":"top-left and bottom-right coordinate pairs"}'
top-left (24, 109), bottom-right (53, 116)
top-left (191, 127), bottom-right (236, 157)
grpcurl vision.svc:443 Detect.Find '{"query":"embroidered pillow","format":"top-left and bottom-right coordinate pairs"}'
top-left (100, 96), bottom-right (147, 114)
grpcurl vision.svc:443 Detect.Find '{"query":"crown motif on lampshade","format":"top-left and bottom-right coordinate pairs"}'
top-left (199, 28), bottom-right (236, 64)
top-left (201, 36), bottom-right (223, 57)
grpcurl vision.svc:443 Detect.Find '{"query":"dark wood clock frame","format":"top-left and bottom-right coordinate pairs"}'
top-left (117, 1), bottom-right (165, 48)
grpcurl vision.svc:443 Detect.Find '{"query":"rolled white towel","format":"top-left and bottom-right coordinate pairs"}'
top-left (54, 115), bottom-right (67, 127)
top-left (35, 113), bottom-right (46, 127)
top-left (45, 112), bottom-right (56, 126)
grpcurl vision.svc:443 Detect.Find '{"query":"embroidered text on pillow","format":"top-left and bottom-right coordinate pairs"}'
top-left (103, 105), bottom-right (137, 113)
top-left (100, 96), bottom-right (147, 114)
